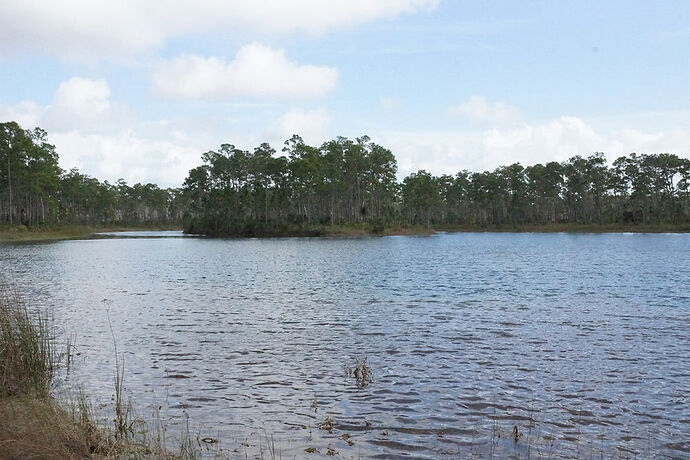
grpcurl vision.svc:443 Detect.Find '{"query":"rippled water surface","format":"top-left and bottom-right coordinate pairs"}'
top-left (1, 232), bottom-right (689, 459)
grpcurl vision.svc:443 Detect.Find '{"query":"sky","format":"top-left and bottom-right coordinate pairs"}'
top-left (1, 0), bottom-right (689, 187)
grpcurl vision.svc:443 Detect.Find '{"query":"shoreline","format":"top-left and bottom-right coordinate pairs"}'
top-left (0, 225), bottom-right (183, 242)
top-left (1, 222), bottom-right (688, 242)
top-left (432, 222), bottom-right (690, 234)
top-left (192, 222), bottom-right (690, 238)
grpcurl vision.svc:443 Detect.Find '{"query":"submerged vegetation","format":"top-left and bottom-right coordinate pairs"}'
top-left (2, 120), bottom-right (690, 237)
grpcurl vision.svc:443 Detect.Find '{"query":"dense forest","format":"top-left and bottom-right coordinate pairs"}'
top-left (0, 121), bottom-right (181, 227)
top-left (2, 121), bottom-right (689, 234)
top-left (182, 135), bottom-right (690, 235)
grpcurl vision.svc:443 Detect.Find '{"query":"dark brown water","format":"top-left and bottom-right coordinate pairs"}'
top-left (1, 232), bottom-right (689, 459)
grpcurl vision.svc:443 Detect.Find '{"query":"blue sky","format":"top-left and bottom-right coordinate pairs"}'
top-left (1, 0), bottom-right (689, 186)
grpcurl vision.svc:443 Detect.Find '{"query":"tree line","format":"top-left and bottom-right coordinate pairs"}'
top-left (182, 135), bottom-right (690, 235)
top-left (182, 135), bottom-right (398, 235)
top-left (2, 121), bottom-right (689, 234)
top-left (0, 121), bottom-right (181, 227)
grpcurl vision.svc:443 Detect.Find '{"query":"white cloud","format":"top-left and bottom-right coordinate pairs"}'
top-left (479, 116), bottom-right (604, 164)
top-left (377, 115), bottom-right (690, 179)
top-left (0, 78), bottom-right (336, 186)
top-left (3, 77), bottom-right (689, 188)
top-left (53, 78), bottom-right (111, 115)
top-left (0, 2), bottom-right (163, 58)
top-left (0, 0), bottom-right (438, 58)
top-left (50, 129), bottom-right (205, 187)
top-left (449, 95), bottom-right (523, 125)
top-left (267, 108), bottom-right (332, 146)
top-left (0, 101), bottom-right (43, 127)
top-left (0, 77), bottom-right (209, 186)
top-left (0, 77), bottom-right (127, 133)
top-left (152, 44), bottom-right (339, 100)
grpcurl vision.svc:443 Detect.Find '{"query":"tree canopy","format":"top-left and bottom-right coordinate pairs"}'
top-left (181, 138), bottom-right (690, 235)
top-left (2, 121), bottom-right (688, 234)
top-left (0, 121), bottom-right (181, 227)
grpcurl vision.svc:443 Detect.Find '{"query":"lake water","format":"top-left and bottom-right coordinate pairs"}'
top-left (1, 232), bottom-right (688, 459)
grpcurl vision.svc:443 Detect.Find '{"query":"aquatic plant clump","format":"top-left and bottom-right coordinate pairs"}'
top-left (346, 356), bottom-right (373, 388)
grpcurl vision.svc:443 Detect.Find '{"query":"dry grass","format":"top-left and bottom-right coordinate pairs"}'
top-left (0, 396), bottom-right (95, 459)
top-left (0, 393), bottom-right (193, 459)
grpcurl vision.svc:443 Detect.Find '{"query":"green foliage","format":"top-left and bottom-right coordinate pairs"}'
top-left (183, 141), bottom-right (690, 234)
top-left (0, 121), bottom-right (181, 227)
top-left (3, 120), bottom-right (689, 234)
top-left (181, 134), bottom-right (399, 235)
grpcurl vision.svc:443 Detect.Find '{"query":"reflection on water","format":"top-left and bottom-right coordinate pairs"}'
top-left (91, 230), bottom-right (189, 238)
top-left (1, 232), bottom-right (689, 458)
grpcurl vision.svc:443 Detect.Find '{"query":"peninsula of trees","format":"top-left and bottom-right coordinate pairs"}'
top-left (2, 121), bottom-right (689, 236)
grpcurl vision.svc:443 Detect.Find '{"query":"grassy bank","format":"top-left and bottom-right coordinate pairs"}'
top-left (0, 286), bottom-right (193, 459)
top-left (0, 225), bottom-right (182, 242)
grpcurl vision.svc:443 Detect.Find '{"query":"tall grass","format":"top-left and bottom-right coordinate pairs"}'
top-left (0, 286), bottom-right (54, 397)
top-left (0, 286), bottom-right (204, 459)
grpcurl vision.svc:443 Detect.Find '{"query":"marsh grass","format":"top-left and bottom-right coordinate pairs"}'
top-left (105, 300), bottom-right (135, 441)
top-left (0, 395), bottom-right (95, 458)
top-left (0, 286), bottom-right (54, 397)
top-left (0, 285), bottom-right (204, 459)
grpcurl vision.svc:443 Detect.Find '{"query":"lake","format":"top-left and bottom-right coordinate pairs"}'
top-left (1, 231), bottom-right (688, 459)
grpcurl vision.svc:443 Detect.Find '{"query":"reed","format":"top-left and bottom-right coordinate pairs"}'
top-left (0, 286), bottom-right (54, 397)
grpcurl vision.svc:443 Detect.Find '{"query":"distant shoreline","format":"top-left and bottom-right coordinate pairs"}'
top-left (3, 222), bottom-right (690, 241)
top-left (186, 221), bottom-right (690, 237)
top-left (2, 222), bottom-right (688, 242)
top-left (0, 225), bottom-right (182, 242)
top-left (433, 222), bottom-right (690, 234)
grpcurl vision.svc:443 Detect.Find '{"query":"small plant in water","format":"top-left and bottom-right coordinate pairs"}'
top-left (346, 356), bottom-right (373, 387)
top-left (513, 425), bottom-right (523, 443)
top-left (340, 433), bottom-right (354, 446)
top-left (319, 416), bottom-right (335, 433)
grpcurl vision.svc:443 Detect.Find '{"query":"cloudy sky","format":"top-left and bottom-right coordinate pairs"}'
top-left (1, 0), bottom-right (689, 187)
